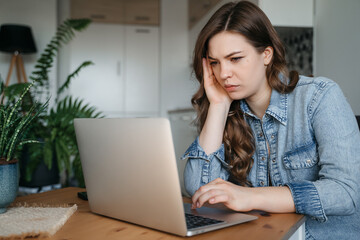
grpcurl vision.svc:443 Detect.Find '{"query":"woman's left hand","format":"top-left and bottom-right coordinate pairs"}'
top-left (191, 178), bottom-right (255, 212)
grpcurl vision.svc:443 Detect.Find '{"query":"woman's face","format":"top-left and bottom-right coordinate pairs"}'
top-left (207, 31), bottom-right (272, 102)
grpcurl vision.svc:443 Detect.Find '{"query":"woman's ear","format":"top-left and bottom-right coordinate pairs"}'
top-left (263, 46), bottom-right (273, 66)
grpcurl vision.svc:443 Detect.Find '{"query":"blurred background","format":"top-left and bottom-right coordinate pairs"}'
top-left (0, 0), bottom-right (359, 195)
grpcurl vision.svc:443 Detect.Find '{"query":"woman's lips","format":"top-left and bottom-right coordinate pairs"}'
top-left (224, 84), bottom-right (239, 92)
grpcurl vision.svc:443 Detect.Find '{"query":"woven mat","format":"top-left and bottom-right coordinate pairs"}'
top-left (0, 203), bottom-right (77, 239)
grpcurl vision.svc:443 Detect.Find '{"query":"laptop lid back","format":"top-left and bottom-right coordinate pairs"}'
top-left (74, 118), bottom-right (187, 236)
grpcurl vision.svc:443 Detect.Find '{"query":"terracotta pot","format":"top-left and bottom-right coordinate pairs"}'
top-left (0, 159), bottom-right (19, 214)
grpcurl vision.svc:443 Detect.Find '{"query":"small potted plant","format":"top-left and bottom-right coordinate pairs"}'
top-left (0, 81), bottom-right (48, 213)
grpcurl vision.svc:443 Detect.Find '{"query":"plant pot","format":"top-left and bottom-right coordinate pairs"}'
top-left (0, 159), bottom-right (19, 214)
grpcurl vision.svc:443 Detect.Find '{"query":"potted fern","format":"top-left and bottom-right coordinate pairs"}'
top-left (0, 81), bottom-right (48, 213)
top-left (5, 18), bottom-right (103, 189)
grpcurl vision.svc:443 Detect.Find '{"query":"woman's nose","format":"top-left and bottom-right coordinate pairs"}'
top-left (219, 64), bottom-right (232, 80)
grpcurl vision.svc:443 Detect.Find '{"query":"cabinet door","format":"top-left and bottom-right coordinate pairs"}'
top-left (69, 23), bottom-right (125, 116)
top-left (124, 0), bottom-right (160, 26)
top-left (70, 0), bottom-right (125, 24)
top-left (124, 25), bottom-right (159, 115)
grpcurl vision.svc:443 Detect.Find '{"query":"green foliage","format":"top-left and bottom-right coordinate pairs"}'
top-left (57, 60), bottom-right (93, 98)
top-left (2, 83), bottom-right (31, 102)
top-left (0, 81), bottom-right (48, 161)
top-left (30, 19), bottom-right (91, 90)
top-left (4, 18), bottom-right (103, 187)
top-left (43, 96), bottom-right (103, 186)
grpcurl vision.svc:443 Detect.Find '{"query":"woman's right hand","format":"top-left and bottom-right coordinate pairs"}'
top-left (198, 58), bottom-right (232, 154)
top-left (202, 58), bottom-right (232, 107)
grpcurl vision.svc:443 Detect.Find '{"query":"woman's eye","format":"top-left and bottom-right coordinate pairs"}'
top-left (231, 57), bottom-right (243, 62)
top-left (209, 61), bottom-right (218, 66)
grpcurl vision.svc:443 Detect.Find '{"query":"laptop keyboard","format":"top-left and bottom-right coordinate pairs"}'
top-left (185, 213), bottom-right (224, 229)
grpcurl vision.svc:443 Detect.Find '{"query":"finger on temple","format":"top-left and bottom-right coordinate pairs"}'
top-left (202, 58), bottom-right (210, 79)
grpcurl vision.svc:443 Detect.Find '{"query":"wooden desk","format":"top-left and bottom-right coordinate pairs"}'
top-left (13, 187), bottom-right (305, 240)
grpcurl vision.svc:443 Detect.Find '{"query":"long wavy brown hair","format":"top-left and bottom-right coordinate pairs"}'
top-left (191, 1), bottom-right (299, 185)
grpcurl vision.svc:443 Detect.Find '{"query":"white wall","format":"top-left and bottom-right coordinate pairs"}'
top-left (0, 0), bottom-right (57, 102)
top-left (314, 0), bottom-right (360, 115)
top-left (160, 0), bottom-right (195, 116)
top-left (259, 0), bottom-right (313, 27)
top-left (57, 0), bottom-right (71, 99)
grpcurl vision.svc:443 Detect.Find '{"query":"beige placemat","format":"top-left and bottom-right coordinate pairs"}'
top-left (0, 203), bottom-right (77, 239)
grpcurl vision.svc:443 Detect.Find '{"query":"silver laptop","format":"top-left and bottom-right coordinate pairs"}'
top-left (74, 118), bottom-right (257, 236)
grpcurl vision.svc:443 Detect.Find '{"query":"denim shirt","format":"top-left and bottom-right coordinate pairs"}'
top-left (181, 76), bottom-right (360, 239)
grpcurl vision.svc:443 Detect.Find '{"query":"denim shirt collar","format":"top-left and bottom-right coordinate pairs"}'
top-left (240, 89), bottom-right (288, 126)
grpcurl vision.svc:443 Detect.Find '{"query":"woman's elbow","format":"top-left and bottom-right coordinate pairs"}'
top-left (183, 160), bottom-right (202, 196)
top-left (184, 177), bottom-right (200, 196)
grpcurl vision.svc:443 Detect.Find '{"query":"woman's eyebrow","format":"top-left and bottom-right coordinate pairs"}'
top-left (208, 51), bottom-right (243, 60)
top-left (225, 51), bottom-right (242, 58)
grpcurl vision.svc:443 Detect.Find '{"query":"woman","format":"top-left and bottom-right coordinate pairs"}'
top-left (181, 1), bottom-right (360, 239)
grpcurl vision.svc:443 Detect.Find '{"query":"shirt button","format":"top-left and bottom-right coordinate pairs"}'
top-left (261, 156), bottom-right (266, 161)
top-left (272, 158), bottom-right (276, 163)
top-left (202, 176), bottom-right (209, 183)
top-left (271, 135), bottom-right (275, 139)
top-left (259, 133), bottom-right (263, 137)
top-left (260, 181), bottom-right (264, 186)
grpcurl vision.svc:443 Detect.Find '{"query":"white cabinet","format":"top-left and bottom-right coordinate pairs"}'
top-left (124, 26), bottom-right (159, 114)
top-left (258, 0), bottom-right (314, 27)
top-left (69, 23), bottom-right (125, 115)
top-left (69, 23), bottom-right (159, 117)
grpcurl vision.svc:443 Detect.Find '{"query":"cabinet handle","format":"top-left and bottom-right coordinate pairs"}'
top-left (136, 29), bottom-right (150, 34)
top-left (135, 16), bottom-right (150, 21)
top-left (90, 14), bottom-right (106, 19)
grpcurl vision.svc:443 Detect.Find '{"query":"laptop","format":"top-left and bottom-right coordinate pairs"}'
top-left (74, 118), bottom-right (257, 236)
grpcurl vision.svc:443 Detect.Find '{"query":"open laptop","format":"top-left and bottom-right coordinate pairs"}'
top-left (74, 118), bottom-right (257, 236)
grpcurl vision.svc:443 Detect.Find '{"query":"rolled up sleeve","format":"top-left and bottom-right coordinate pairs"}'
top-left (286, 181), bottom-right (327, 222)
top-left (181, 137), bottom-right (230, 196)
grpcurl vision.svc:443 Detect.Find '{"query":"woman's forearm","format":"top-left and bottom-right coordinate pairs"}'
top-left (251, 186), bottom-right (295, 213)
top-left (199, 103), bottom-right (230, 155)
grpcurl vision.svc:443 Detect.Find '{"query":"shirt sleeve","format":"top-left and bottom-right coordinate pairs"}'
top-left (288, 79), bottom-right (360, 222)
top-left (286, 181), bottom-right (327, 222)
top-left (180, 137), bottom-right (230, 196)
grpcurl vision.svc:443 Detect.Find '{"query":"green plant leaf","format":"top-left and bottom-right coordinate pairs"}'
top-left (57, 61), bottom-right (94, 97)
top-left (30, 18), bottom-right (92, 98)
top-left (0, 81), bottom-right (47, 161)
top-left (43, 139), bottom-right (53, 169)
